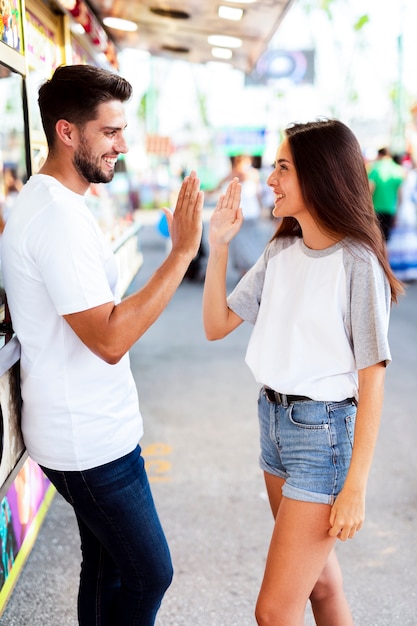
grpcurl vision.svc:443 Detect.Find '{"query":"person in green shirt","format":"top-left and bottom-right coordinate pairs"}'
top-left (368, 147), bottom-right (405, 240)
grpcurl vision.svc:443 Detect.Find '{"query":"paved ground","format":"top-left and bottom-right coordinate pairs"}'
top-left (1, 216), bottom-right (416, 625)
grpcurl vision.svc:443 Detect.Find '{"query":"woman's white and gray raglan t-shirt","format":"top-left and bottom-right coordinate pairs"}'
top-left (227, 236), bottom-right (392, 401)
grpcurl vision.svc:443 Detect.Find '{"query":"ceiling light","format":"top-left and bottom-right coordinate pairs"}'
top-left (103, 17), bottom-right (138, 32)
top-left (207, 35), bottom-right (242, 48)
top-left (211, 47), bottom-right (233, 60)
top-left (218, 6), bottom-right (243, 20)
top-left (218, 6), bottom-right (244, 21)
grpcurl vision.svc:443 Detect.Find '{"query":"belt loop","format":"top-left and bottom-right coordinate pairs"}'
top-left (281, 393), bottom-right (288, 407)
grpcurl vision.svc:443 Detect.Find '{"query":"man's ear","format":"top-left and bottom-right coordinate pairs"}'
top-left (55, 119), bottom-right (76, 146)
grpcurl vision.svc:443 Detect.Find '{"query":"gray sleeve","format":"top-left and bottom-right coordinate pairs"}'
top-left (227, 251), bottom-right (266, 325)
top-left (343, 245), bottom-right (392, 369)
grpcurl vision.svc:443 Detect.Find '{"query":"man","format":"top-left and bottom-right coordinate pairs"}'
top-left (1, 64), bottom-right (203, 625)
top-left (368, 147), bottom-right (405, 240)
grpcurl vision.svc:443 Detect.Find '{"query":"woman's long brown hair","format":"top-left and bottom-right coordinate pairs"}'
top-left (271, 119), bottom-right (403, 303)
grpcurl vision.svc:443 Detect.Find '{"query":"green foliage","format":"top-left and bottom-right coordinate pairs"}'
top-left (138, 93), bottom-right (147, 123)
top-left (300, 0), bottom-right (369, 30)
top-left (353, 14), bottom-right (370, 31)
top-left (318, 0), bottom-right (338, 19)
top-left (299, 0), bottom-right (338, 19)
top-left (195, 89), bottom-right (210, 128)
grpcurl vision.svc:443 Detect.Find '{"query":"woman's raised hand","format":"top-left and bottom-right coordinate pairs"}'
top-left (209, 177), bottom-right (243, 247)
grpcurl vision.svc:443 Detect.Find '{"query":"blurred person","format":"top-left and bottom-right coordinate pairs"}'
top-left (0, 167), bottom-right (23, 236)
top-left (387, 153), bottom-right (417, 281)
top-left (2, 167), bottom-right (23, 220)
top-left (1, 64), bottom-right (203, 626)
top-left (203, 119), bottom-right (403, 626)
top-left (3, 166), bottom-right (23, 195)
top-left (368, 147), bottom-right (405, 240)
top-left (211, 154), bottom-right (266, 277)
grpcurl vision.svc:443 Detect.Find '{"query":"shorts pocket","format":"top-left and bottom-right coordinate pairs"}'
top-left (288, 403), bottom-right (329, 430)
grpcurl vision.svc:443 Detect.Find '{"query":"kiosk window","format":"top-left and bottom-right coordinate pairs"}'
top-left (0, 65), bottom-right (27, 296)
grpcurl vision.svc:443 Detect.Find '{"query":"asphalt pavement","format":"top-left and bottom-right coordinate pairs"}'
top-left (1, 215), bottom-right (416, 626)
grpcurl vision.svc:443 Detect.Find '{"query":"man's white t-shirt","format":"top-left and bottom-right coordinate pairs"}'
top-left (1, 174), bottom-right (143, 471)
top-left (227, 236), bottom-right (392, 402)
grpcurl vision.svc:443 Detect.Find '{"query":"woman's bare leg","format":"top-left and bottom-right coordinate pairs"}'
top-left (256, 472), bottom-right (353, 626)
top-left (310, 549), bottom-right (353, 626)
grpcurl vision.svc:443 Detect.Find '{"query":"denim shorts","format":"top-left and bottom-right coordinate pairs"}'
top-left (258, 387), bottom-right (357, 505)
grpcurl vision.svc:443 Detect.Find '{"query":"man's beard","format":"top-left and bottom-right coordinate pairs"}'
top-left (73, 135), bottom-right (115, 184)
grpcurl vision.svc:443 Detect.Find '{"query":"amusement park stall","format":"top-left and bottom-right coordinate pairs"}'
top-left (0, 0), bottom-right (142, 612)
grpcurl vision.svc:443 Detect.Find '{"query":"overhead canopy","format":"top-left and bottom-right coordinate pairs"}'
top-left (87, 0), bottom-right (296, 73)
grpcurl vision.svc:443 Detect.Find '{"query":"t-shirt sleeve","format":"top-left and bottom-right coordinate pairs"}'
top-left (345, 247), bottom-right (392, 369)
top-left (30, 202), bottom-right (115, 315)
top-left (227, 243), bottom-right (273, 324)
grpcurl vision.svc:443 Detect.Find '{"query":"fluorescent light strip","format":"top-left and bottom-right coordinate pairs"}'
top-left (211, 47), bottom-right (233, 59)
top-left (103, 17), bottom-right (138, 32)
top-left (208, 34), bottom-right (242, 48)
top-left (218, 6), bottom-right (243, 20)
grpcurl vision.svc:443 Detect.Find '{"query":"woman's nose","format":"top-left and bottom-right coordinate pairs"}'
top-left (266, 171), bottom-right (275, 187)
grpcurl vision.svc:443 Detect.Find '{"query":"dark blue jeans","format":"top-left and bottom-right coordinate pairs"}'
top-left (41, 445), bottom-right (173, 626)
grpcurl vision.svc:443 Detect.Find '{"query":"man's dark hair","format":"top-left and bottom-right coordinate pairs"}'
top-left (38, 64), bottom-right (133, 149)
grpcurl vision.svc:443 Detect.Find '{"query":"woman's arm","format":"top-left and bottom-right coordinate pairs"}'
top-left (203, 178), bottom-right (244, 340)
top-left (328, 361), bottom-right (386, 541)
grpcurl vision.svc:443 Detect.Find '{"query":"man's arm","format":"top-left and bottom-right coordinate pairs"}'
top-left (64, 172), bottom-right (203, 363)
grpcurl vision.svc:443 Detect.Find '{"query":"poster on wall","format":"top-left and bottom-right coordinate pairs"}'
top-left (25, 8), bottom-right (63, 172)
top-left (25, 9), bottom-right (61, 73)
top-left (0, 459), bottom-right (53, 611)
top-left (0, 0), bottom-right (22, 52)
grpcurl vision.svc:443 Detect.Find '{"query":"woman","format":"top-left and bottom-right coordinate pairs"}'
top-left (203, 119), bottom-right (403, 626)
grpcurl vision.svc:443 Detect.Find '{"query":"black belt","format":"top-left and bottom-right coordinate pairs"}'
top-left (264, 386), bottom-right (313, 404)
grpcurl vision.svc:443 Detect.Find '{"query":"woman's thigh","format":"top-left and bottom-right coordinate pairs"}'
top-left (256, 496), bottom-right (337, 625)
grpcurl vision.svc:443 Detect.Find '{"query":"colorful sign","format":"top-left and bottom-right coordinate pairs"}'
top-left (216, 127), bottom-right (266, 156)
top-left (25, 10), bottom-right (62, 72)
top-left (0, 458), bottom-right (54, 613)
top-left (0, 0), bottom-right (22, 52)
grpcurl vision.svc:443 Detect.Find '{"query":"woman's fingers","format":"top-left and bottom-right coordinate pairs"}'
top-left (214, 178), bottom-right (241, 214)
